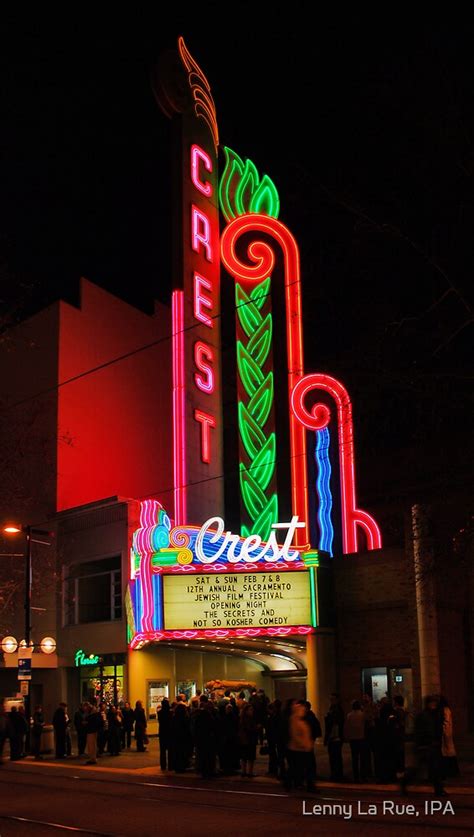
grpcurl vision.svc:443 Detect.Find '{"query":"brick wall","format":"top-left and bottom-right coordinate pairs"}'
top-left (333, 548), bottom-right (421, 712)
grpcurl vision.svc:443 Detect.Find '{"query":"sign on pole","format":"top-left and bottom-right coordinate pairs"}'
top-left (20, 680), bottom-right (29, 696)
top-left (18, 657), bottom-right (32, 680)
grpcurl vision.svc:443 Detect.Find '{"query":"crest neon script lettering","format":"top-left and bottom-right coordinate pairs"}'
top-left (195, 515), bottom-right (305, 564)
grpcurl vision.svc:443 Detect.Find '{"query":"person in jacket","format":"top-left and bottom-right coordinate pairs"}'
top-left (85, 703), bottom-right (100, 764)
top-left (121, 701), bottom-right (135, 750)
top-left (362, 693), bottom-right (377, 778)
top-left (107, 706), bottom-right (122, 756)
top-left (194, 695), bottom-right (217, 778)
top-left (9, 706), bottom-right (27, 761)
top-left (74, 703), bottom-right (88, 756)
top-left (218, 702), bottom-right (239, 775)
top-left (440, 696), bottom-right (459, 778)
top-left (31, 705), bottom-right (44, 760)
top-left (265, 700), bottom-right (282, 776)
top-left (239, 703), bottom-right (258, 778)
top-left (0, 699), bottom-right (7, 764)
top-left (392, 695), bottom-right (407, 776)
top-left (170, 702), bottom-right (192, 772)
top-left (345, 700), bottom-right (366, 782)
top-left (97, 702), bottom-right (108, 755)
top-left (18, 705), bottom-right (29, 757)
top-left (324, 694), bottom-right (344, 781)
top-left (134, 700), bottom-right (147, 752)
top-left (52, 702), bottom-right (68, 759)
top-left (287, 701), bottom-right (316, 792)
top-left (304, 700), bottom-right (321, 783)
top-left (402, 695), bottom-right (445, 795)
top-left (375, 699), bottom-right (397, 782)
top-left (158, 699), bottom-right (172, 770)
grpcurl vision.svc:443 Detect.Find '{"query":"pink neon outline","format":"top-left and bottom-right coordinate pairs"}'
top-left (193, 273), bottom-right (213, 327)
top-left (133, 499), bottom-right (165, 632)
top-left (172, 291), bottom-right (187, 525)
top-left (194, 408), bottom-right (216, 463)
top-left (191, 204), bottom-right (213, 262)
top-left (290, 373), bottom-right (382, 553)
top-left (191, 143), bottom-right (212, 197)
top-left (130, 624), bottom-right (313, 648)
top-left (194, 340), bottom-right (215, 393)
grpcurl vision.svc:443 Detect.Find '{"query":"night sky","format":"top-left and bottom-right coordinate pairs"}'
top-left (1, 10), bottom-right (472, 514)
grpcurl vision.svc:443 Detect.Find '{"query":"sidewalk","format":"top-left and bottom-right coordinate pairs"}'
top-left (5, 736), bottom-right (474, 794)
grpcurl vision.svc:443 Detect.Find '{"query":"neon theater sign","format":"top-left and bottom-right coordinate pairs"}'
top-left (126, 500), bottom-right (319, 648)
top-left (126, 37), bottom-right (382, 652)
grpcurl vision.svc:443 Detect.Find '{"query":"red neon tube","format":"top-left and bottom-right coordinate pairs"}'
top-left (290, 373), bottom-right (382, 553)
top-left (172, 291), bottom-right (187, 525)
top-left (221, 214), bottom-right (308, 546)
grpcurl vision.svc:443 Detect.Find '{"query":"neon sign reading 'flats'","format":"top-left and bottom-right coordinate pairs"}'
top-left (195, 515), bottom-right (304, 564)
top-left (75, 650), bottom-right (99, 667)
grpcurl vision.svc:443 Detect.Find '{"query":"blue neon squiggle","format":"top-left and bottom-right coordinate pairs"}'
top-left (315, 427), bottom-right (334, 556)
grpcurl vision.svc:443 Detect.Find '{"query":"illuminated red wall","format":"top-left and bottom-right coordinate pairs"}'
top-left (57, 279), bottom-right (172, 513)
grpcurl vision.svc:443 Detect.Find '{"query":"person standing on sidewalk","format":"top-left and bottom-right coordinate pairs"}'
top-left (31, 705), bottom-right (44, 760)
top-left (0, 699), bottom-right (7, 764)
top-left (134, 700), bottom-right (147, 752)
top-left (85, 703), bottom-right (100, 765)
top-left (440, 696), bottom-right (459, 778)
top-left (74, 703), bottom-right (88, 757)
top-left (324, 694), bottom-right (345, 781)
top-left (52, 702), bottom-right (68, 759)
top-left (402, 695), bottom-right (446, 796)
top-left (362, 693), bottom-right (377, 777)
top-left (345, 700), bottom-right (366, 783)
top-left (121, 702), bottom-right (135, 750)
top-left (158, 698), bottom-right (172, 770)
top-left (287, 701), bottom-right (316, 792)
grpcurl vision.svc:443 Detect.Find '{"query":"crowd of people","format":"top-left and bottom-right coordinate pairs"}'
top-left (155, 688), bottom-right (320, 787)
top-left (0, 697), bottom-right (147, 765)
top-left (0, 689), bottom-right (459, 794)
top-left (324, 692), bottom-right (458, 794)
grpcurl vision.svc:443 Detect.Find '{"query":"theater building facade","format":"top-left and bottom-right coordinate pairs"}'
top-left (1, 37), bottom-right (472, 734)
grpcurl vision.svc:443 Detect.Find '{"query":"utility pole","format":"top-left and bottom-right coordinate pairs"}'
top-left (24, 525), bottom-right (32, 739)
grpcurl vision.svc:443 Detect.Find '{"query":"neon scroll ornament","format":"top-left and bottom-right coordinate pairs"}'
top-left (221, 213), bottom-right (308, 548)
top-left (219, 149), bottom-right (281, 542)
top-left (127, 499), bottom-right (319, 645)
top-left (291, 373), bottom-right (382, 554)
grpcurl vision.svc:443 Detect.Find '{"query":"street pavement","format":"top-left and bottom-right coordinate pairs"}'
top-left (0, 759), bottom-right (473, 836)
top-left (0, 738), bottom-right (473, 835)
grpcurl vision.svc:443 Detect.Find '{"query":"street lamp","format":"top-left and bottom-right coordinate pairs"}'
top-left (3, 523), bottom-right (53, 729)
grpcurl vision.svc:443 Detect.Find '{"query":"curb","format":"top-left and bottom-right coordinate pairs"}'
top-left (8, 759), bottom-right (474, 795)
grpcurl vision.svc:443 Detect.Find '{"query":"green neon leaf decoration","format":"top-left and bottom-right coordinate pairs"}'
top-left (235, 158), bottom-right (260, 216)
top-left (219, 147), bottom-right (245, 223)
top-left (250, 277), bottom-right (271, 310)
top-left (249, 174), bottom-right (280, 218)
top-left (247, 372), bottom-right (274, 427)
top-left (219, 146), bottom-right (280, 220)
top-left (247, 313), bottom-right (273, 367)
top-left (238, 402), bottom-right (266, 461)
top-left (236, 284), bottom-right (261, 338)
top-left (250, 494), bottom-right (279, 542)
top-left (220, 150), bottom-right (280, 541)
top-left (237, 341), bottom-right (264, 399)
top-left (250, 432), bottom-right (276, 492)
top-left (240, 465), bottom-right (268, 520)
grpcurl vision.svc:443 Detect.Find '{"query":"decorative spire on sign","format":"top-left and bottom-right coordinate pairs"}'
top-left (178, 37), bottom-right (219, 150)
